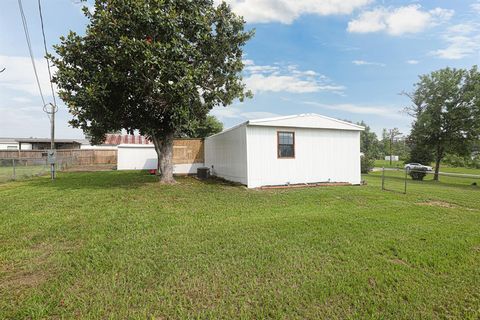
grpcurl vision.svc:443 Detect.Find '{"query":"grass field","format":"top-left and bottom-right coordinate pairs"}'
top-left (374, 160), bottom-right (480, 175)
top-left (374, 159), bottom-right (405, 169)
top-left (1, 171), bottom-right (479, 319)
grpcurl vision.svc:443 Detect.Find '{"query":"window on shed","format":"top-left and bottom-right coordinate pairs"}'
top-left (277, 131), bottom-right (295, 158)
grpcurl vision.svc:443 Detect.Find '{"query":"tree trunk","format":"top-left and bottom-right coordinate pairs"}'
top-left (389, 138), bottom-right (392, 166)
top-left (433, 156), bottom-right (441, 181)
top-left (433, 146), bottom-right (443, 181)
top-left (151, 131), bottom-right (176, 184)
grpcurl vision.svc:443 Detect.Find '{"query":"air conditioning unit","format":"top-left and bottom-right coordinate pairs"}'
top-left (197, 167), bottom-right (210, 180)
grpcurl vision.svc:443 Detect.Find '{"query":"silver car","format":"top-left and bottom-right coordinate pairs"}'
top-left (404, 163), bottom-right (433, 172)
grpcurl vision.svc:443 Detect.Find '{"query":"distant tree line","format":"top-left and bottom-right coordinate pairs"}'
top-left (359, 66), bottom-right (480, 179)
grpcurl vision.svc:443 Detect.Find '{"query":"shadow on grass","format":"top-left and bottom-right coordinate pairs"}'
top-left (194, 175), bottom-right (245, 187)
top-left (21, 171), bottom-right (244, 192)
top-left (24, 170), bottom-right (160, 191)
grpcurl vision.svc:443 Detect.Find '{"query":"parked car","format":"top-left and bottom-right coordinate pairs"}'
top-left (404, 163), bottom-right (433, 172)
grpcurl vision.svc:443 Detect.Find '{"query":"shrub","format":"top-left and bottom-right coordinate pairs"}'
top-left (443, 153), bottom-right (480, 169)
top-left (443, 154), bottom-right (465, 167)
top-left (361, 156), bottom-right (375, 174)
top-left (408, 166), bottom-right (428, 180)
top-left (471, 158), bottom-right (480, 169)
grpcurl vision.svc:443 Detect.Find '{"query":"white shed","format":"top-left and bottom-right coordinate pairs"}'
top-left (205, 113), bottom-right (364, 188)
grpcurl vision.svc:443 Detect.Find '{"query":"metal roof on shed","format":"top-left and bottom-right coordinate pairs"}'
top-left (208, 113), bottom-right (364, 138)
top-left (247, 114), bottom-right (365, 131)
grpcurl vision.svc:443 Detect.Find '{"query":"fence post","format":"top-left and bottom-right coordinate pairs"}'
top-left (12, 159), bottom-right (16, 180)
top-left (381, 167), bottom-right (385, 191)
top-left (404, 168), bottom-right (408, 194)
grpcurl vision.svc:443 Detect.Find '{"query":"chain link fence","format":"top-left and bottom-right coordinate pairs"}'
top-left (0, 149), bottom-right (117, 183)
top-left (380, 167), bottom-right (480, 194)
top-left (0, 157), bottom-right (75, 183)
top-left (0, 158), bottom-right (46, 183)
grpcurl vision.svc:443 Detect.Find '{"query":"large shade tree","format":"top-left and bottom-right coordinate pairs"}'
top-left (404, 66), bottom-right (480, 180)
top-left (52, 0), bottom-right (253, 183)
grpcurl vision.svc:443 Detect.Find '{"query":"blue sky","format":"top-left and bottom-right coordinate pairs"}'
top-left (0, 0), bottom-right (479, 139)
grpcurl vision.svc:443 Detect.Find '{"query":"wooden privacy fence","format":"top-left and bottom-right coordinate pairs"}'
top-left (0, 139), bottom-right (204, 166)
top-left (0, 149), bottom-right (117, 165)
top-left (172, 139), bottom-right (204, 164)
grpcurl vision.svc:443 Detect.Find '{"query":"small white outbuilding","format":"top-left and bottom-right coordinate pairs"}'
top-left (205, 113), bottom-right (364, 188)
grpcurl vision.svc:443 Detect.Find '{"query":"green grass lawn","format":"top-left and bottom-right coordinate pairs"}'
top-left (374, 159), bottom-right (405, 169)
top-left (374, 160), bottom-right (480, 175)
top-left (1, 171), bottom-right (479, 319)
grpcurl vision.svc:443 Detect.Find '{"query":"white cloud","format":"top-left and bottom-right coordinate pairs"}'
top-left (243, 61), bottom-right (345, 94)
top-left (347, 5), bottom-right (454, 35)
top-left (302, 101), bottom-right (405, 119)
top-left (0, 103), bottom-right (84, 138)
top-left (245, 74), bottom-right (344, 94)
top-left (471, 2), bottom-right (480, 13)
top-left (432, 22), bottom-right (480, 59)
top-left (352, 60), bottom-right (386, 67)
top-left (217, 0), bottom-right (372, 24)
top-left (0, 55), bottom-right (56, 101)
top-left (244, 65), bottom-right (279, 74)
top-left (242, 111), bottom-right (281, 119)
top-left (406, 60), bottom-right (419, 64)
top-left (11, 97), bottom-right (33, 103)
top-left (0, 56), bottom-right (83, 138)
top-left (347, 8), bottom-right (387, 33)
top-left (242, 59), bottom-right (255, 66)
top-left (432, 36), bottom-right (480, 59)
top-left (210, 106), bottom-right (280, 121)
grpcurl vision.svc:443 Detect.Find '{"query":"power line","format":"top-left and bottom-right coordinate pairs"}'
top-left (17, 0), bottom-right (57, 180)
top-left (37, 0), bottom-right (57, 180)
top-left (17, 0), bottom-right (46, 107)
top-left (38, 0), bottom-right (58, 109)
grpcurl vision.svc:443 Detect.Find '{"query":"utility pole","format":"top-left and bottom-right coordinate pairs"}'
top-left (50, 103), bottom-right (55, 180)
top-left (44, 103), bottom-right (57, 180)
top-left (38, 0), bottom-right (57, 180)
top-left (388, 128), bottom-right (402, 165)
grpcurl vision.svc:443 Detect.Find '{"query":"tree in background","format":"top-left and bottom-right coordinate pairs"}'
top-left (392, 136), bottom-right (409, 161)
top-left (380, 128), bottom-right (408, 162)
top-left (387, 128), bottom-right (402, 165)
top-left (183, 115), bottom-right (223, 138)
top-left (380, 129), bottom-right (389, 157)
top-left (52, 0), bottom-right (253, 183)
top-left (358, 121), bottom-right (379, 173)
top-left (404, 66), bottom-right (480, 180)
top-left (406, 138), bottom-right (434, 165)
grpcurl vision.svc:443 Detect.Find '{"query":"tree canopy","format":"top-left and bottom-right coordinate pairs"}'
top-left (52, 0), bottom-right (253, 182)
top-left (183, 115), bottom-right (223, 138)
top-left (405, 66), bottom-right (480, 180)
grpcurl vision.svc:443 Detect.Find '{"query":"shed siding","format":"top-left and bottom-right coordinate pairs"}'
top-left (246, 126), bottom-right (361, 188)
top-left (204, 125), bottom-right (248, 185)
top-left (117, 144), bottom-right (203, 174)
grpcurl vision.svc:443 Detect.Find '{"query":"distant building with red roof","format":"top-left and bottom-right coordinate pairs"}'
top-left (79, 134), bottom-right (152, 149)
